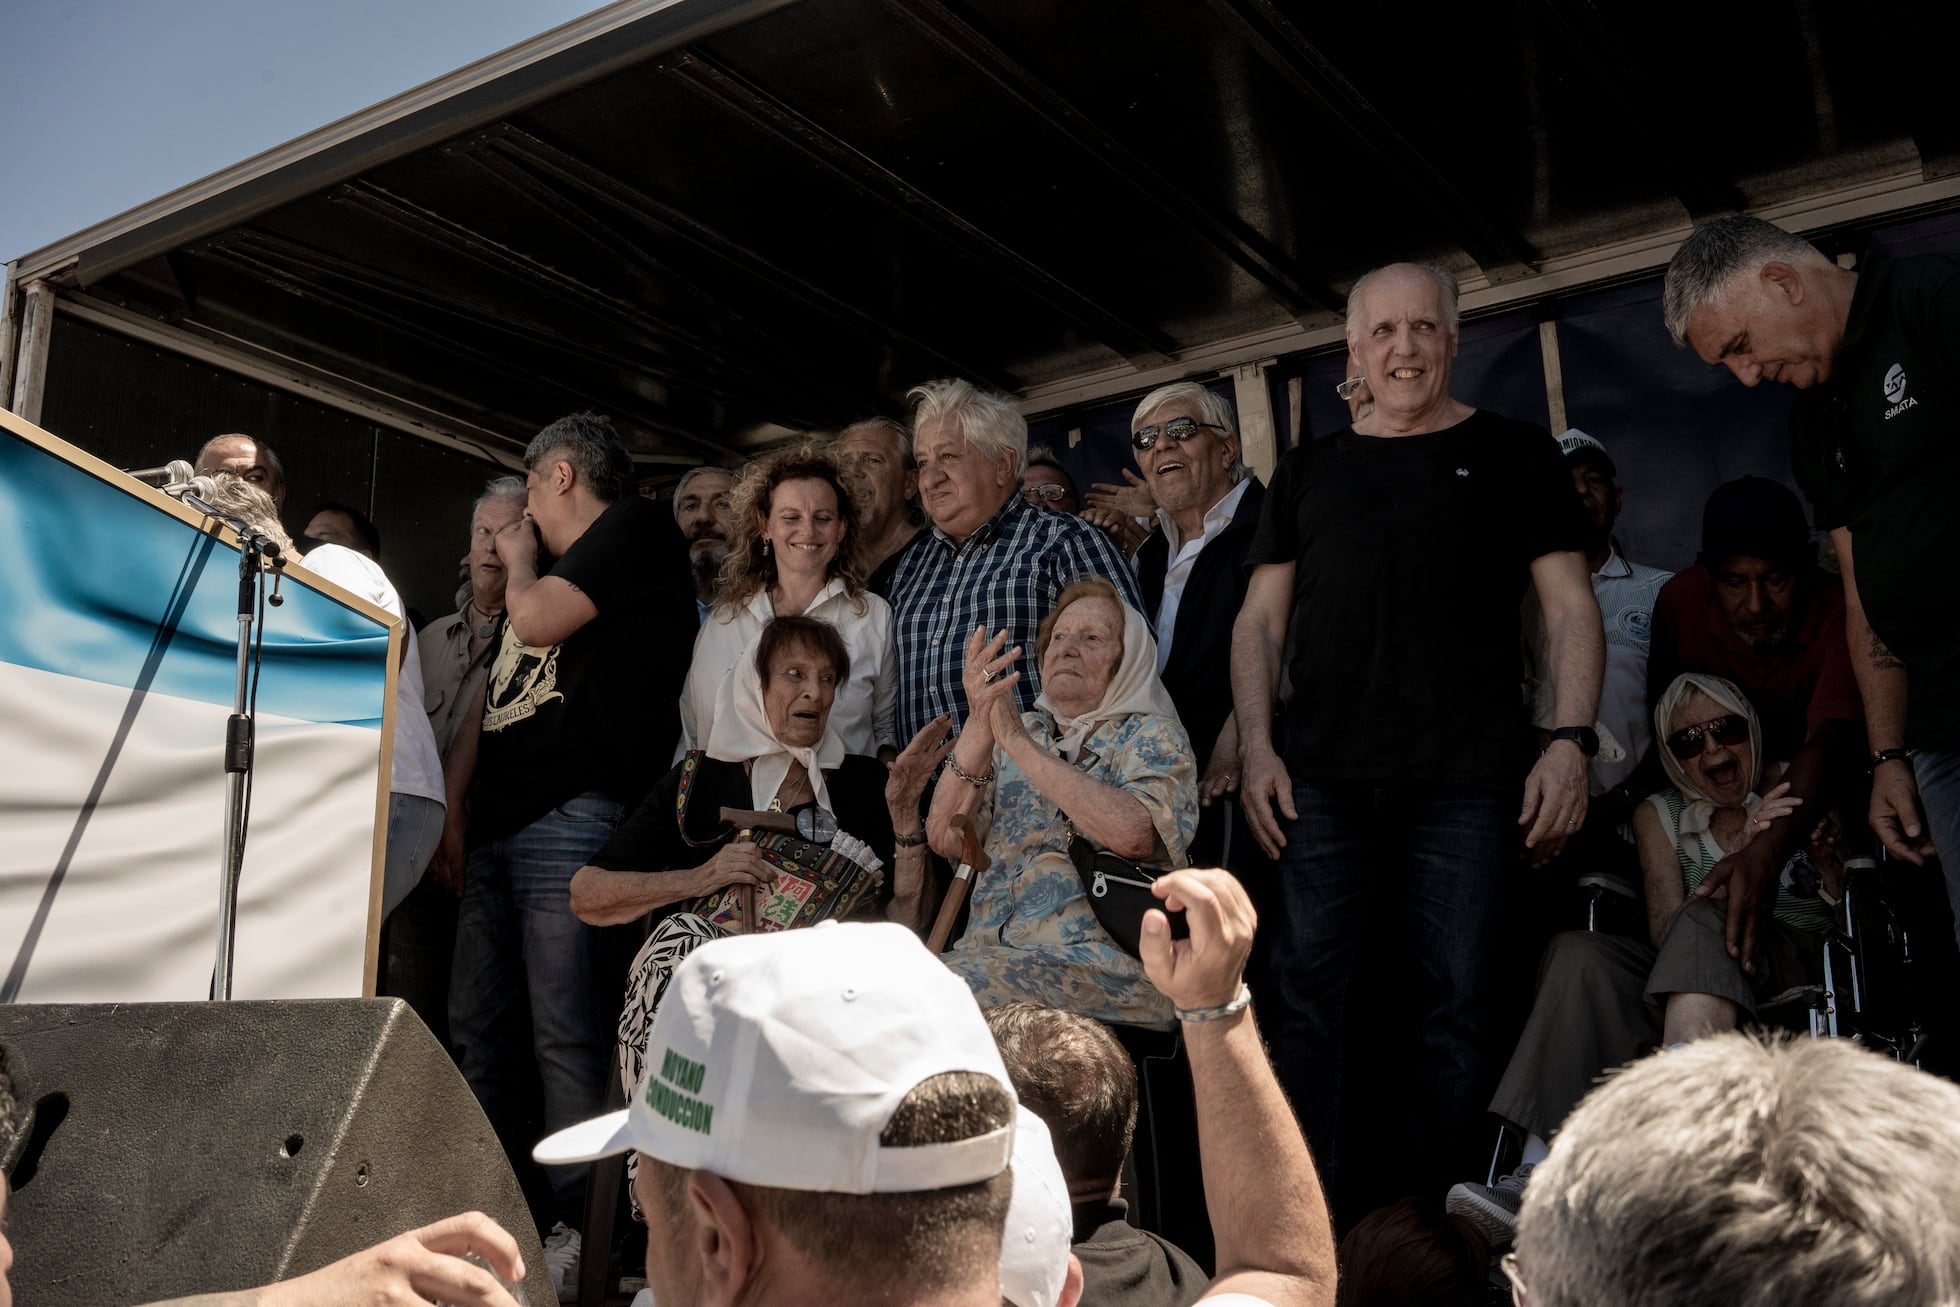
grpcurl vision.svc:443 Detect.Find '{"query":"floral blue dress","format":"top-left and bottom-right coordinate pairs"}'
top-left (943, 710), bottom-right (1198, 1026)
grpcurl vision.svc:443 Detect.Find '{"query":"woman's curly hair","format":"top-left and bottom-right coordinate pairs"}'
top-left (715, 441), bottom-right (869, 614)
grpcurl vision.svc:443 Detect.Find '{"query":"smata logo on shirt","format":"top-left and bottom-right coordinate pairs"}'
top-left (1883, 362), bottom-right (1918, 419)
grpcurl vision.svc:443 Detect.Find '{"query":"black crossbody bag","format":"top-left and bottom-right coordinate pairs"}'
top-left (1066, 833), bottom-right (1189, 956)
top-left (1056, 741), bottom-right (1188, 956)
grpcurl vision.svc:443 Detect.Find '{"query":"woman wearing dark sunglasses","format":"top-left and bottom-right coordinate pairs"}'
top-left (1639, 671), bottom-right (1839, 1045)
top-left (1450, 672), bottom-right (1841, 1244)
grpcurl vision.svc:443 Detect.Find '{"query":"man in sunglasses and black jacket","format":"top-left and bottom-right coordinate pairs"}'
top-left (1647, 475), bottom-right (1864, 978)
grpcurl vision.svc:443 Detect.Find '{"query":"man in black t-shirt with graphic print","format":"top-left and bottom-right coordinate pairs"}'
top-left (1231, 262), bottom-right (1601, 1209)
top-left (443, 411), bottom-right (693, 1286)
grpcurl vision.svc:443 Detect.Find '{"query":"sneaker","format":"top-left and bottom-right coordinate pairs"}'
top-left (542, 1222), bottom-right (582, 1303)
top-left (1446, 1162), bottom-right (1535, 1245)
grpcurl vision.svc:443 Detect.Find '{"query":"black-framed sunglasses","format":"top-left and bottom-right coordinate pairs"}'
top-left (1666, 713), bottom-right (1749, 761)
top-left (1131, 416), bottom-right (1227, 451)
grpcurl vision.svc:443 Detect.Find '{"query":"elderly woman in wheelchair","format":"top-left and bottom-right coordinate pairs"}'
top-left (1445, 672), bottom-right (1843, 1242)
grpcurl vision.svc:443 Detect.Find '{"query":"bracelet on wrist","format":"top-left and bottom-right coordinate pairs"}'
top-left (948, 757), bottom-right (996, 787)
top-left (1174, 981), bottom-right (1253, 1024)
top-left (893, 828), bottom-right (928, 848)
top-left (1870, 747), bottom-right (1916, 773)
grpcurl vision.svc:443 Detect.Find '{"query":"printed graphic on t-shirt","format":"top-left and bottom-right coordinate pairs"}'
top-left (483, 628), bottom-right (564, 732)
top-left (1882, 362), bottom-right (1918, 420)
top-left (1616, 606), bottom-right (1652, 646)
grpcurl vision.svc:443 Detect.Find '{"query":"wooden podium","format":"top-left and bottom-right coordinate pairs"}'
top-left (0, 409), bottom-right (400, 1001)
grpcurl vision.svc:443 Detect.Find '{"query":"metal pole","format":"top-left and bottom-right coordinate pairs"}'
top-left (207, 531), bottom-right (263, 999)
top-left (10, 279), bottom-right (57, 424)
top-left (0, 261), bottom-right (21, 408)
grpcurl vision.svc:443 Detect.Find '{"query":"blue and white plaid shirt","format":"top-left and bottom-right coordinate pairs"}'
top-left (889, 494), bottom-right (1146, 741)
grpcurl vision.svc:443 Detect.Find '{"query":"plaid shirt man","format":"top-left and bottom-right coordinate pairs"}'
top-left (889, 493), bottom-right (1145, 741)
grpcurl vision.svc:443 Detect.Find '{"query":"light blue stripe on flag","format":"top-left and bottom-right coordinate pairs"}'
top-left (0, 429), bottom-right (389, 728)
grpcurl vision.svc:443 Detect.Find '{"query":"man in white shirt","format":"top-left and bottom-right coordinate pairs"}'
top-left (1521, 429), bottom-right (1673, 833)
top-left (1127, 382), bottom-right (1267, 861)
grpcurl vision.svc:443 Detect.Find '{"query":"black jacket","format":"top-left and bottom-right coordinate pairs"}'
top-left (1135, 478), bottom-right (1266, 772)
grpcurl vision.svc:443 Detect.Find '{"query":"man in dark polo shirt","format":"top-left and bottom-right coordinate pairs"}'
top-left (443, 412), bottom-right (694, 1284)
top-left (1646, 476), bottom-right (1863, 972)
top-left (1231, 261), bottom-right (1602, 1204)
top-left (1664, 215), bottom-right (1959, 943)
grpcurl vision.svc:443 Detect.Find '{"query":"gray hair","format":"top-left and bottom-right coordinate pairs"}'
top-left (1661, 215), bottom-right (1831, 346)
top-left (458, 474), bottom-right (528, 607)
top-left (1515, 1033), bottom-right (1960, 1307)
top-left (907, 378), bottom-right (1028, 477)
top-left (1345, 262), bottom-right (1460, 342)
top-left (671, 465), bottom-right (736, 522)
top-left (473, 474), bottom-right (527, 518)
top-left (837, 417), bottom-right (916, 470)
top-left (199, 473), bottom-right (297, 556)
top-left (525, 411), bottom-right (634, 503)
top-left (1131, 381), bottom-right (1249, 483)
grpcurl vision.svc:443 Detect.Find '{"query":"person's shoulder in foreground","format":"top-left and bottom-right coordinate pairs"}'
top-left (1514, 1031), bottom-right (1960, 1307)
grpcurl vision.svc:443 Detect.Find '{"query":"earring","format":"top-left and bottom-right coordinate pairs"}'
top-left (762, 540), bottom-right (772, 559)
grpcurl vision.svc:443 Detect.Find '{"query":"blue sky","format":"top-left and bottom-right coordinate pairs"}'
top-left (0, 0), bottom-right (602, 266)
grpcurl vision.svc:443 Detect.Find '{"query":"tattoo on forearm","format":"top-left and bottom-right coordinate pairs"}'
top-left (1869, 631), bottom-right (1906, 673)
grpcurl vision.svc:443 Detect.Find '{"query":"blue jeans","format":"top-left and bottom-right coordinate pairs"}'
top-left (450, 792), bottom-right (624, 1223)
top-left (1262, 778), bottom-right (1512, 1200)
top-left (1915, 749), bottom-right (1960, 950)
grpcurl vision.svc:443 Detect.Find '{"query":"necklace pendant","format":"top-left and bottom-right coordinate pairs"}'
top-left (477, 620), bottom-right (497, 639)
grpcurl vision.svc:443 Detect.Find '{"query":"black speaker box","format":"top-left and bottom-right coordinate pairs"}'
top-left (0, 998), bottom-right (554, 1307)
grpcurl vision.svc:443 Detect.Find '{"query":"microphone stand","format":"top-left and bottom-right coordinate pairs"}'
top-left (181, 490), bottom-right (286, 1000)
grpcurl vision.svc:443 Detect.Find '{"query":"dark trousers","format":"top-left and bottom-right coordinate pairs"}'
top-left (1262, 778), bottom-right (1512, 1217)
top-left (379, 872), bottom-right (459, 1052)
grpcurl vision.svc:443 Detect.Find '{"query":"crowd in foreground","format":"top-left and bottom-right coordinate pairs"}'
top-left (6, 212), bottom-right (1959, 1306)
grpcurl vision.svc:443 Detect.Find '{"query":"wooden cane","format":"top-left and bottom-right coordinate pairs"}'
top-left (925, 813), bottom-right (990, 953)
top-left (719, 807), bottom-right (794, 932)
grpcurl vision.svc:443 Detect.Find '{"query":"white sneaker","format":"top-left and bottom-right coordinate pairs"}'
top-left (542, 1222), bottom-right (582, 1303)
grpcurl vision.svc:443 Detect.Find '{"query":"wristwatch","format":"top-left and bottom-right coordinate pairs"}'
top-left (1547, 725), bottom-right (1600, 758)
top-left (1870, 747), bottom-right (1916, 773)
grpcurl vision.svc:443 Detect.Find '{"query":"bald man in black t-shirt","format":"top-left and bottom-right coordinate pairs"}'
top-left (1231, 262), bottom-right (1601, 1207)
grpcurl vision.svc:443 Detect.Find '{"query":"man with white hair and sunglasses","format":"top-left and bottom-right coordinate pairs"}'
top-left (1119, 381), bottom-right (1267, 861)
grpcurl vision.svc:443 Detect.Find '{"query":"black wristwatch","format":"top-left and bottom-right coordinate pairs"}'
top-left (1546, 725), bottom-right (1600, 758)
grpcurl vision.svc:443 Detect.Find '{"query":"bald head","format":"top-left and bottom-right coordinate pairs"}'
top-left (196, 435), bottom-right (286, 509)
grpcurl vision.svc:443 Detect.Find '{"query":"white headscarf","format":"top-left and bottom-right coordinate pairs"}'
top-left (704, 633), bottom-right (848, 813)
top-left (1654, 671), bottom-right (1763, 835)
top-left (1033, 593), bottom-right (1181, 760)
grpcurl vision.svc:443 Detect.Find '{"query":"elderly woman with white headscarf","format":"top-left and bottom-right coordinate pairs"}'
top-left (574, 614), bottom-right (954, 1127)
top-left (572, 615), bottom-right (952, 933)
top-left (1448, 671), bottom-right (1837, 1236)
top-left (932, 577), bottom-right (1198, 1027)
top-left (1637, 671), bottom-right (1836, 1044)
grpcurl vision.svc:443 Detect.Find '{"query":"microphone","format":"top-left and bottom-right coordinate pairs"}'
top-left (163, 474), bottom-right (217, 502)
top-left (128, 459), bottom-right (196, 487)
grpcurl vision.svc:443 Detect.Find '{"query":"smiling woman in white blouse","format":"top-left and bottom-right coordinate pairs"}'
top-left (678, 442), bottom-right (898, 761)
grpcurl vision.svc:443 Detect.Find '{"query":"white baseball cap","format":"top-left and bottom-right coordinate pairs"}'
top-left (533, 921), bottom-right (1016, 1194)
top-left (999, 1106), bottom-right (1074, 1307)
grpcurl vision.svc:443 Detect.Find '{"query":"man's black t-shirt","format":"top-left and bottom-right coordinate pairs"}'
top-left (1245, 409), bottom-right (1588, 791)
top-left (1792, 252), bottom-right (1960, 751)
top-left (474, 496), bottom-right (695, 841)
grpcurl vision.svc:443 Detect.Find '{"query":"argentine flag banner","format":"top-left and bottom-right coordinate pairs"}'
top-left (0, 412), bottom-right (397, 1002)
